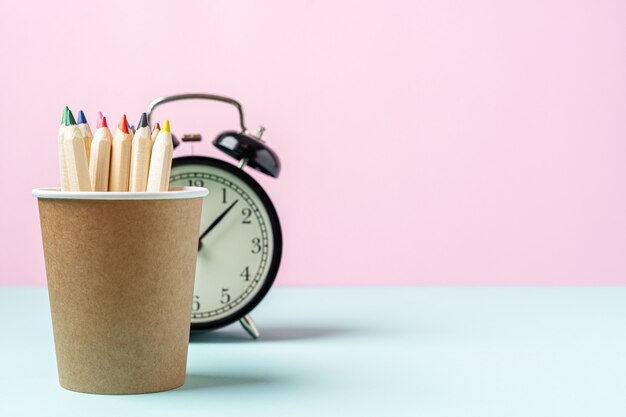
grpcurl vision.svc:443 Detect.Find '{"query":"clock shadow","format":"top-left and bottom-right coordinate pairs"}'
top-left (189, 326), bottom-right (352, 343)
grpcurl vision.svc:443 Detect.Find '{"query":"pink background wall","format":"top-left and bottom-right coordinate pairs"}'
top-left (1, 0), bottom-right (625, 286)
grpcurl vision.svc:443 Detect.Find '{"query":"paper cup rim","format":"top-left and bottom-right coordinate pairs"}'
top-left (32, 186), bottom-right (208, 200)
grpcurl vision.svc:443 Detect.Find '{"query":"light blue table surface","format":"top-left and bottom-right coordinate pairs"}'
top-left (0, 287), bottom-right (625, 416)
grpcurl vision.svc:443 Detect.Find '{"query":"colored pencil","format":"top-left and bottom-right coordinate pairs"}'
top-left (89, 115), bottom-right (113, 191)
top-left (58, 106), bottom-right (70, 191)
top-left (127, 119), bottom-right (135, 136)
top-left (146, 119), bottom-right (173, 192)
top-left (109, 115), bottom-right (133, 191)
top-left (77, 110), bottom-right (93, 166)
top-left (129, 113), bottom-right (152, 192)
top-left (151, 122), bottom-right (160, 143)
top-left (64, 110), bottom-right (92, 191)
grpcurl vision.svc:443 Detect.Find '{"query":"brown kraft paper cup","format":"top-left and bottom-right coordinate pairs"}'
top-left (32, 186), bottom-right (208, 394)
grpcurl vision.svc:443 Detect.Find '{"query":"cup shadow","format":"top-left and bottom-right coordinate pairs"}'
top-left (189, 326), bottom-right (352, 343)
top-left (180, 373), bottom-right (278, 391)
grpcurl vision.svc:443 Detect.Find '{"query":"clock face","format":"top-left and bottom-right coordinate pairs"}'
top-left (169, 157), bottom-right (281, 329)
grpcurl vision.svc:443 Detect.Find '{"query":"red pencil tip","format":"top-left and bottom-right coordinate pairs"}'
top-left (101, 116), bottom-right (108, 128)
top-left (118, 115), bottom-right (129, 133)
top-left (154, 122), bottom-right (160, 130)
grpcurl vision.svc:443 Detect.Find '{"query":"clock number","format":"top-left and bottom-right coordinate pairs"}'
top-left (251, 237), bottom-right (261, 254)
top-left (242, 208), bottom-right (252, 224)
top-left (241, 266), bottom-right (250, 281)
top-left (220, 288), bottom-right (231, 305)
top-left (187, 179), bottom-right (205, 187)
top-left (192, 295), bottom-right (200, 312)
top-left (221, 188), bottom-right (227, 204)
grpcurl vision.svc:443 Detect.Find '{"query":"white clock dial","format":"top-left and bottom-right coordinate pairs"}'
top-left (169, 161), bottom-right (277, 325)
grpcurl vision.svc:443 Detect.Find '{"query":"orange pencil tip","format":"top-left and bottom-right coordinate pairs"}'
top-left (118, 115), bottom-right (129, 134)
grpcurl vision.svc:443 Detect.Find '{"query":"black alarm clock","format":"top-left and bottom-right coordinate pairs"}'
top-left (147, 94), bottom-right (282, 339)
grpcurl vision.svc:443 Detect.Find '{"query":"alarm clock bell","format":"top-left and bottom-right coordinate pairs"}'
top-left (213, 127), bottom-right (281, 178)
top-left (148, 93), bottom-right (280, 178)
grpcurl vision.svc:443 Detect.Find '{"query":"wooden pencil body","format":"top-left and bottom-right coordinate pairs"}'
top-left (64, 125), bottom-right (92, 191)
top-left (151, 128), bottom-right (159, 143)
top-left (146, 131), bottom-right (173, 192)
top-left (89, 128), bottom-right (112, 191)
top-left (129, 127), bottom-right (153, 192)
top-left (78, 124), bottom-right (93, 166)
top-left (109, 130), bottom-right (132, 192)
top-left (58, 125), bottom-right (70, 191)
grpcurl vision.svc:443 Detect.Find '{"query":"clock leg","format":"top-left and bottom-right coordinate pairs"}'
top-left (240, 314), bottom-right (260, 340)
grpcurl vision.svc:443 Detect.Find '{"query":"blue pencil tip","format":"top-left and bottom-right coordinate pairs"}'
top-left (77, 110), bottom-right (87, 125)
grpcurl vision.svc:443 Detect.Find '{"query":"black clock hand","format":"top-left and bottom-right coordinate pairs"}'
top-left (198, 200), bottom-right (239, 250)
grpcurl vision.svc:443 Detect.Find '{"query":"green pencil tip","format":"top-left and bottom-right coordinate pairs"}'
top-left (62, 106), bottom-right (69, 124)
top-left (65, 109), bottom-right (76, 126)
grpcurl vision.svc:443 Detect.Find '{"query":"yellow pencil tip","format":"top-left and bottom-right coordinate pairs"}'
top-left (162, 119), bottom-right (170, 132)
